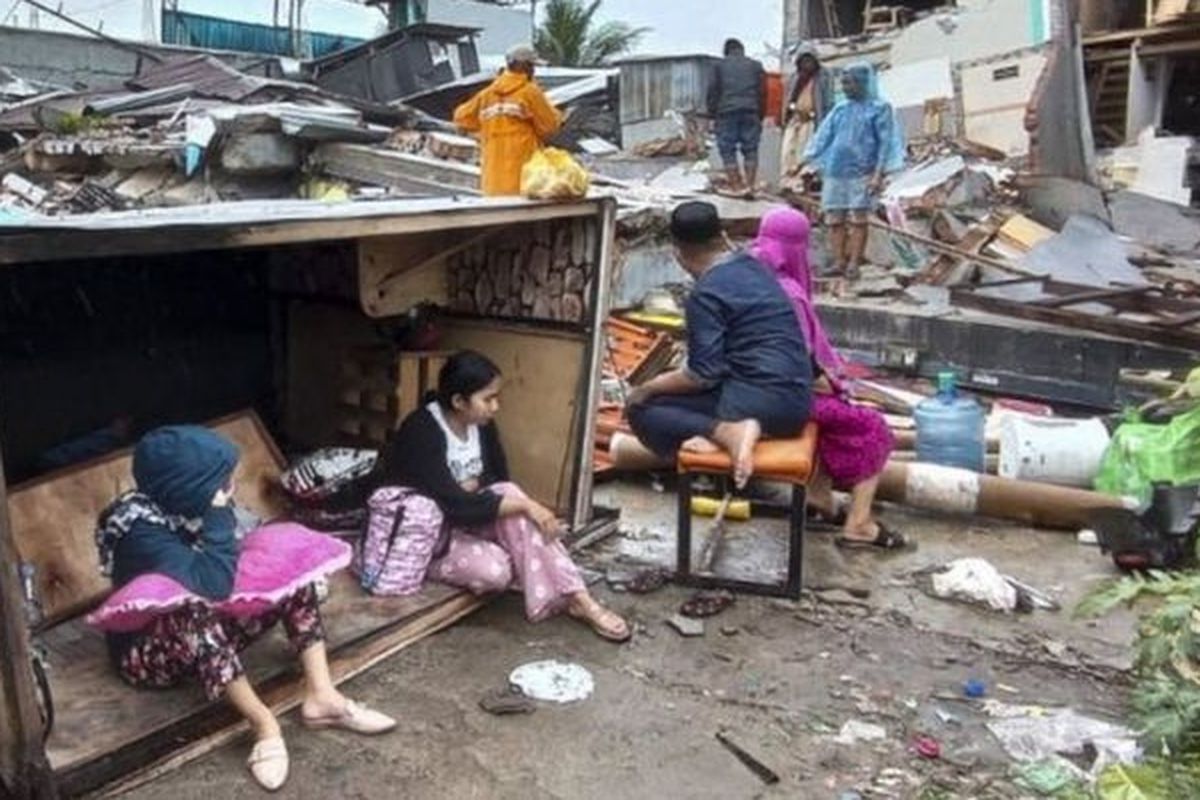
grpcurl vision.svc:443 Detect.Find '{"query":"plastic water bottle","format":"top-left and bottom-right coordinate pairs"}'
top-left (915, 371), bottom-right (986, 472)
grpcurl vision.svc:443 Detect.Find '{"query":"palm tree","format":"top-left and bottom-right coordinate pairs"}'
top-left (535, 0), bottom-right (649, 67)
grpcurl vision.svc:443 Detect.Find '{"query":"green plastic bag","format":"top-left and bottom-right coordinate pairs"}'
top-left (1095, 403), bottom-right (1200, 506)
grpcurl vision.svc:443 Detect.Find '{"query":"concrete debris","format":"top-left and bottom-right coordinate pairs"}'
top-left (833, 719), bottom-right (887, 745)
top-left (666, 613), bottom-right (705, 637)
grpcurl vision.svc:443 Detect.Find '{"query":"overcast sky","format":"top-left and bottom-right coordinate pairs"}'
top-left (4, 1), bottom-right (784, 63)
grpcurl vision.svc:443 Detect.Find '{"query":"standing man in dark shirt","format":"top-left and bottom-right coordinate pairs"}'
top-left (709, 38), bottom-right (767, 197)
top-left (626, 201), bottom-right (812, 487)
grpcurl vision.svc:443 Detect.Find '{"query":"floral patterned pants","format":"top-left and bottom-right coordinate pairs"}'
top-left (427, 482), bottom-right (586, 622)
top-left (117, 584), bottom-right (325, 701)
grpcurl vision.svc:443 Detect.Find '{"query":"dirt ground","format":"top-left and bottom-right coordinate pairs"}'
top-left (122, 481), bottom-right (1138, 799)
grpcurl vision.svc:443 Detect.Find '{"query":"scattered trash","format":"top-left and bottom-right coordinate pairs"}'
top-left (720, 625), bottom-right (740, 637)
top-left (508, 660), bottom-right (594, 704)
top-left (479, 686), bottom-right (537, 716)
top-left (834, 719), bottom-right (888, 745)
top-left (1011, 758), bottom-right (1087, 796)
top-left (715, 731), bottom-right (780, 785)
top-left (1077, 529), bottom-right (1100, 546)
top-left (985, 703), bottom-right (1140, 777)
top-left (911, 734), bottom-right (941, 759)
top-left (963, 679), bottom-right (987, 698)
top-left (607, 566), bottom-right (671, 595)
top-left (666, 613), bottom-right (705, 637)
top-left (925, 558), bottom-right (1057, 613)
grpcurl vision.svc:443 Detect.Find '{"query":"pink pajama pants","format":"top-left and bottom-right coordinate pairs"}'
top-left (427, 483), bottom-right (586, 621)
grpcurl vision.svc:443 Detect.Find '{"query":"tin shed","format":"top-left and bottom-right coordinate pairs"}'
top-left (0, 195), bottom-right (616, 797)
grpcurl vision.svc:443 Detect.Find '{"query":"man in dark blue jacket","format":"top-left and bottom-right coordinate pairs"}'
top-left (709, 38), bottom-right (766, 196)
top-left (627, 201), bottom-right (812, 487)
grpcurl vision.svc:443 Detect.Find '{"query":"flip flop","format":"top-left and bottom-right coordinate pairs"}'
top-left (568, 604), bottom-right (632, 643)
top-left (625, 567), bottom-right (671, 594)
top-left (680, 590), bottom-right (735, 619)
top-left (835, 522), bottom-right (909, 551)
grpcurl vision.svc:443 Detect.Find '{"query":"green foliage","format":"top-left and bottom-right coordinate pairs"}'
top-left (534, 0), bottom-right (648, 67)
top-left (1096, 759), bottom-right (1200, 800)
top-left (1077, 570), bottom-right (1200, 759)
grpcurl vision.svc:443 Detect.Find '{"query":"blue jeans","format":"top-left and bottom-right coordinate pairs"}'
top-left (716, 110), bottom-right (762, 167)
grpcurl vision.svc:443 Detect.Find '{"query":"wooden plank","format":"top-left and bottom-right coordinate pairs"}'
top-left (951, 288), bottom-right (1200, 350)
top-left (7, 412), bottom-right (286, 626)
top-left (439, 319), bottom-right (588, 513)
top-left (397, 357), bottom-right (422, 424)
top-left (0, 452), bottom-right (59, 798)
top-left (43, 572), bottom-right (465, 778)
top-left (56, 581), bottom-right (483, 797)
top-left (0, 202), bottom-right (603, 267)
top-left (1033, 285), bottom-right (1155, 308)
top-left (357, 232), bottom-right (453, 318)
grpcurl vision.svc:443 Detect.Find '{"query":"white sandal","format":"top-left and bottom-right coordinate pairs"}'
top-left (247, 736), bottom-right (289, 791)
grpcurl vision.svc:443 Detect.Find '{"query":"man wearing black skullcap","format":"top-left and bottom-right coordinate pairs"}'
top-left (625, 201), bottom-right (812, 487)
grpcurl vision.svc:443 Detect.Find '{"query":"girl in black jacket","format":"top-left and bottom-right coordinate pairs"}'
top-left (375, 350), bottom-right (629, 642)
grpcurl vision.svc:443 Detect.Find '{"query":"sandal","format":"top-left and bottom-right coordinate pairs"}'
top-left (568, 601), bottom-right (632, 643)
top-left (479, 687), bottom-right (537, 716)
top-left (625, 566), bottom-right (670, 595)
top-left (680, 590), bottom-right (735, 619)
top-left (835, 522), bottom-right (908, 550)
top-left (806, 504), bottom-right (848, 528)
top-left (246, 736), bottom-right (289, 792)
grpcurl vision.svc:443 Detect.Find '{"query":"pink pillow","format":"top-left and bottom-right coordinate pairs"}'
top-left (87, 523), bottom-right (352, 633)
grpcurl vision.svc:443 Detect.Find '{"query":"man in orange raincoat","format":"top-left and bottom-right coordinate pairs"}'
top-left (453, 44), bottom-right (562, 196)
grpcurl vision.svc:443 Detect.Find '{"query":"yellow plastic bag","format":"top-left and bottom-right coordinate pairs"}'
top-left (520, 147), bottom-right (590, 200)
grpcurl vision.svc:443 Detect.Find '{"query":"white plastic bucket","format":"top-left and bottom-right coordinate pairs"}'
top-left (998, 415), bottom-right (1111, 487)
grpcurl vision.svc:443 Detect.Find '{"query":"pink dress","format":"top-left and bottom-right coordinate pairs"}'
top-left (750, 207), bottom-right (894, 488)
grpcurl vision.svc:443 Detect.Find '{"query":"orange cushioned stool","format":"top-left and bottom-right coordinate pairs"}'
top-left (676, 422), bottom-right (818, 599)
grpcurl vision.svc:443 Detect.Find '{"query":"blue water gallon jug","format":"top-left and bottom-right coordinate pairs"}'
top-left (915, 371), bottom-right (986, 472)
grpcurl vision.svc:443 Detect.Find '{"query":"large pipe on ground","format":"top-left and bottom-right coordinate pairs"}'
top-left (877, 461), bottom-right (1128, 530)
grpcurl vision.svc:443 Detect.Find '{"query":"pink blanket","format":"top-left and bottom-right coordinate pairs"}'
top-left (87, 523), bottom-right (352, 633)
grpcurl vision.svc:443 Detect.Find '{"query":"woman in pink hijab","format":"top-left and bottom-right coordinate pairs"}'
top-left (751, 206), bottom-right (906, 549)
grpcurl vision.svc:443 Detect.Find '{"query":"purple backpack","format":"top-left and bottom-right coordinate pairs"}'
top-left (357, 487), bottom-right (444, 596)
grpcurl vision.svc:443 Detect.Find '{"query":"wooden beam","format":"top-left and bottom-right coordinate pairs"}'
top-left (0, 201), bottom-right (602, 266)
top-left (0, 452), bottom-right (58, 799)
top-left (76, 594), bottom-right (486, 798)
top-left (951, 287), bottom-right (1200, 350)
top-left (1033, 285), bottom-right (1155, 307)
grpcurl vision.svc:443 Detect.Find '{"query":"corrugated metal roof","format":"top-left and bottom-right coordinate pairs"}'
top-left (618, 56), bottom-right (719, 124)
top-left (127, 55), bottom-right (267, 102)
top-left (0, 196), bottom-right (588, 232)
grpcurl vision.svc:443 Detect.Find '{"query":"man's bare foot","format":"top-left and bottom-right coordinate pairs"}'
top-left (713, 418), bottom-right (762, 489)
top-left (681, 436), bottom-right (722, 454)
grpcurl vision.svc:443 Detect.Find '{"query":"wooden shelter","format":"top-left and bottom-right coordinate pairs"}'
top-left (0, 195), bottom-right (617, 797)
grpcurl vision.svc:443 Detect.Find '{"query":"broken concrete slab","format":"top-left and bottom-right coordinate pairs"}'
top-left (220, 133), bottom-right (300, 175)
top-left (1109, 190), bottom-right (1200, 257)
top-left (1019, 175), bottom-right (1112, 231)
top-left (1017, 214), bottom-right (1146, 289)
top-left (666, 613), bottom-right (705, 637)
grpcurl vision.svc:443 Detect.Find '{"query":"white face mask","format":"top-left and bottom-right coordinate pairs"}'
top-left (211, 487), bottom-right (233, 507)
